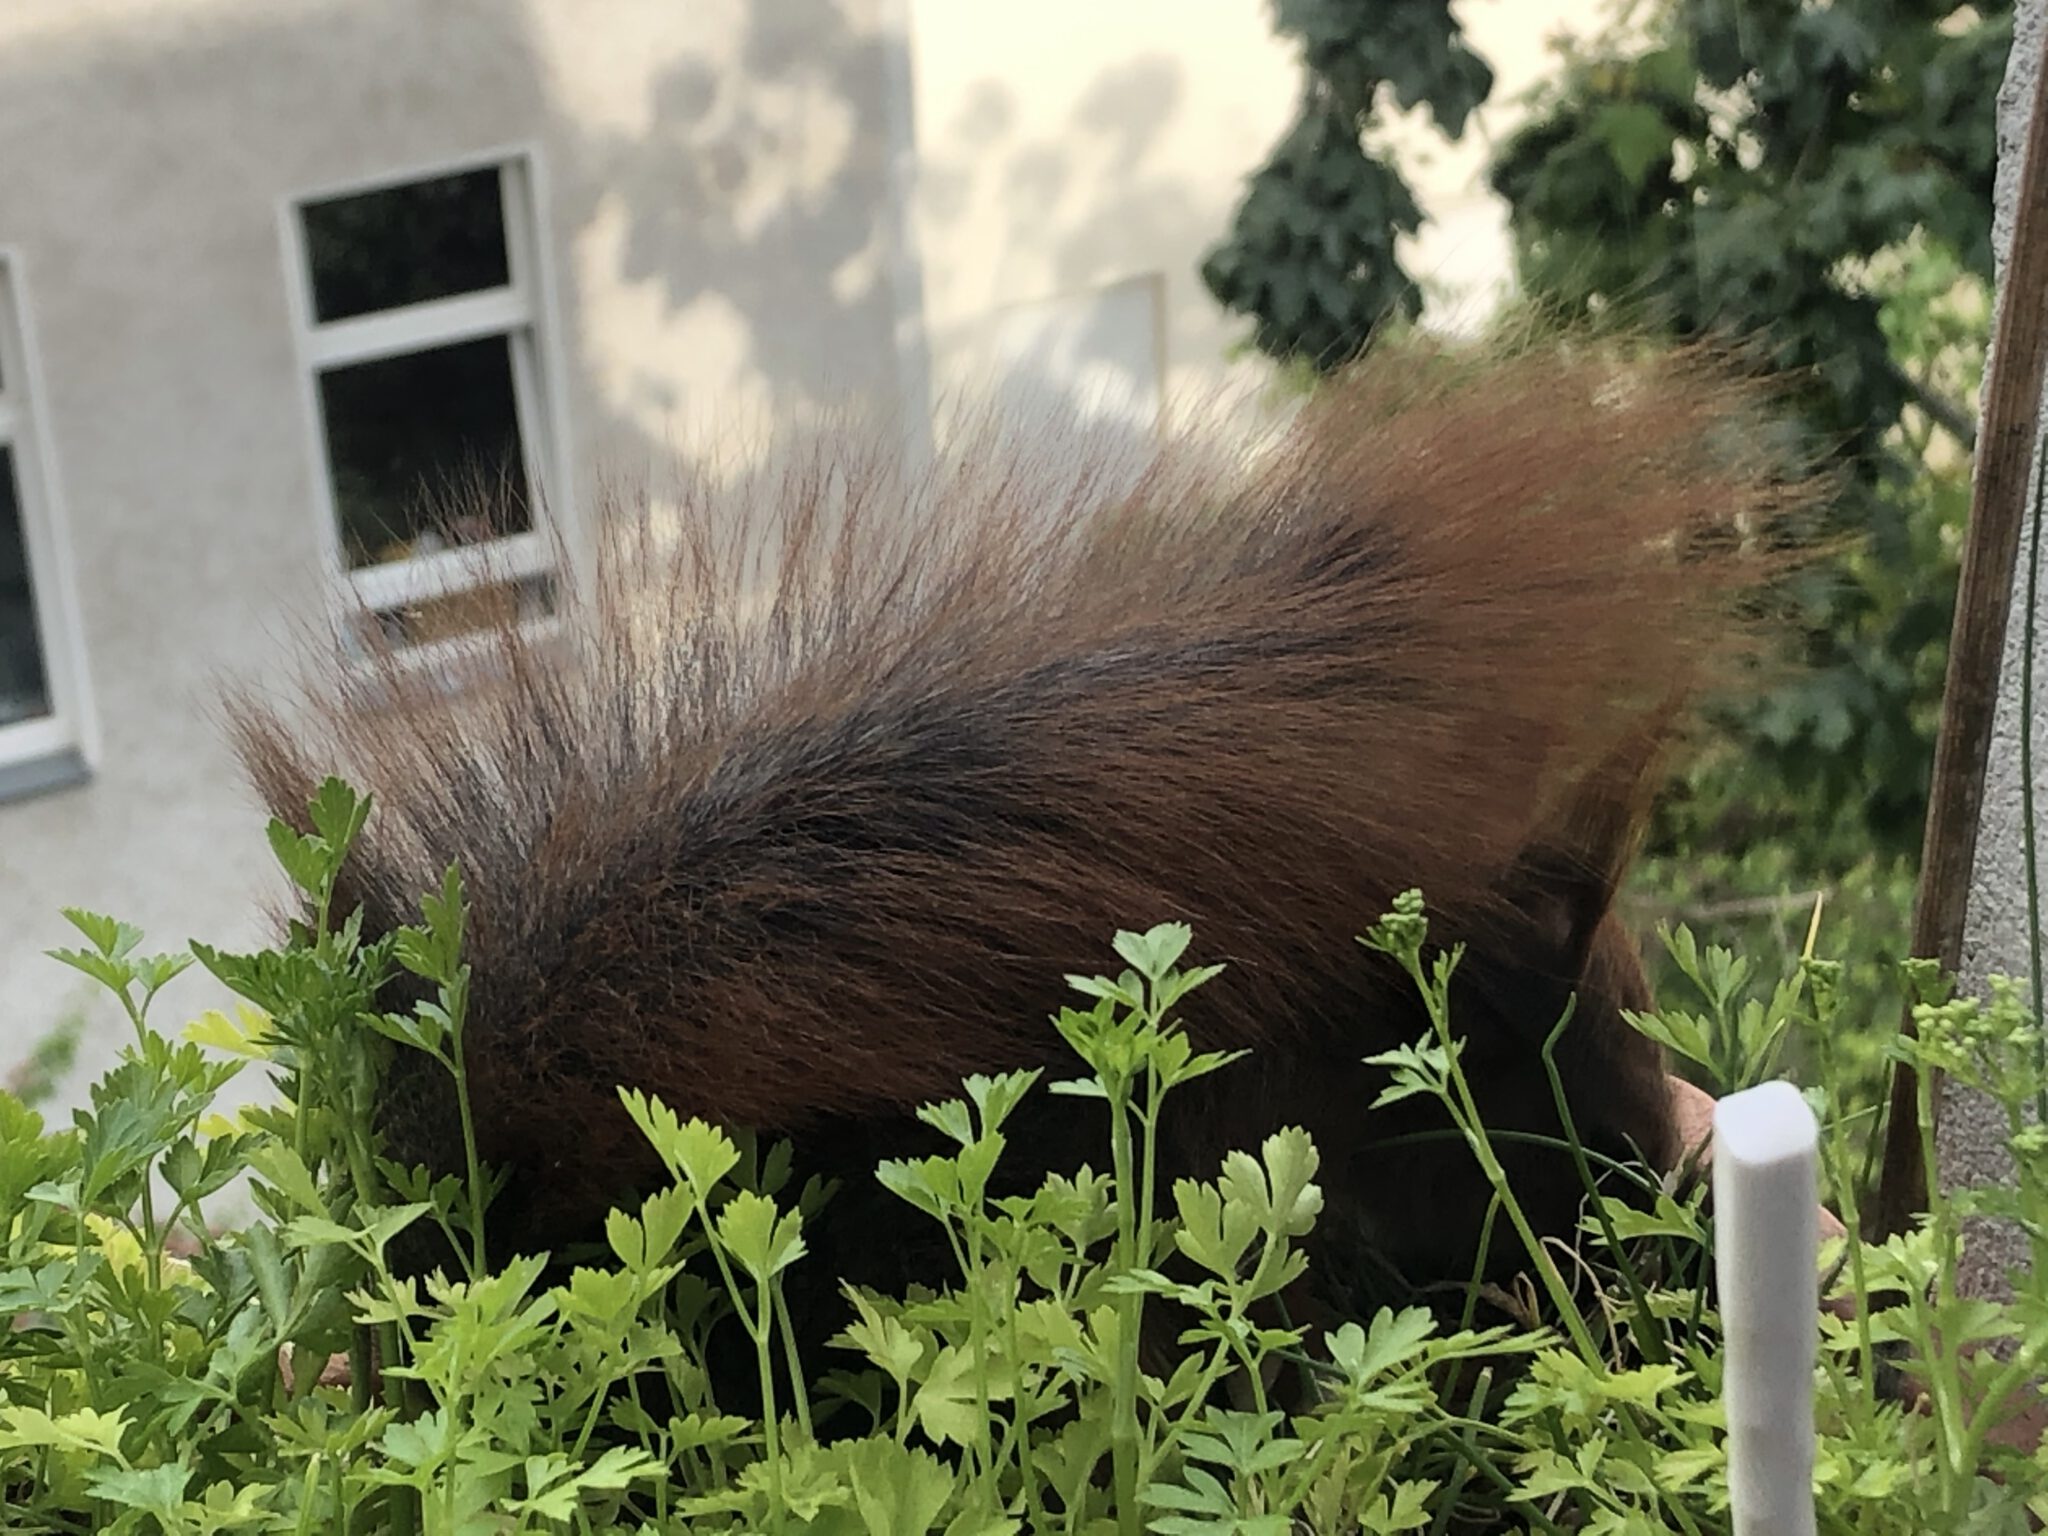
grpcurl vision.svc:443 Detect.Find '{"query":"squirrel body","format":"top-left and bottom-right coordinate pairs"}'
top-left (232, 341), bottom-right (1800, 1376)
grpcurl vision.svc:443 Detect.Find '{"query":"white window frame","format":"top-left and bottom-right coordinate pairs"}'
top-left (279, 146), bottom-right (576, 643)
top-left (0, 249), bottom-right (96, 799)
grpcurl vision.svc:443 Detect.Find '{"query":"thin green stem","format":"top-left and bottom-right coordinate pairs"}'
top-left (1456, 1193), bottom-right (1505, 1339)
top-left (115, 993), bottom-right (170, 1367)
top-left (773, 1279), bottom-right (814, 1446)
top-left (1912, 1057), bottom-right (1974, 1516)
top-left (446, 1016), bottom-right (489, 1281)
top-left (1005, 1266), bottom-right (1049, 1535)
top-left (963, 1216), bottom-right (993, 1490)
top-left (1408, 954), bottom-right (1604, 1364)
top-left (1093, 1049), bottom-right (1150, 1536)
top-left (755, 1286), bottom-right (784, 1532)
top-left (1952, 1332), bottom-right (2048, 1491)
top-left (136, 1173), bottom-right (165, 1362)
top-left (1108, 1080), bottom-right (1143, 1536)
top-left (1821, 1131), bottom-right (1875, 1393)
top-left (1371, 1125), bottom-right (1661, 1192)
top-left (1425, 1417), bottom-right (1570, 1536)
top-left (1540, 1005), bottom-right (1667, 1365)
top-left (1139, 1062), bottom-right (1163, 1273)
top-left (294, 1455), bottom-right (321, 1536)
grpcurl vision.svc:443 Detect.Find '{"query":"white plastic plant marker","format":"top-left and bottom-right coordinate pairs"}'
top-left (1713, 1080), bottom-right (1820, 1536)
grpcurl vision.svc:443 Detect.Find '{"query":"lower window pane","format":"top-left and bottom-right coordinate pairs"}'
top-left (0, 443), bottom-right (53, 728)
top-left (317, 334), bottom-right (534, 569)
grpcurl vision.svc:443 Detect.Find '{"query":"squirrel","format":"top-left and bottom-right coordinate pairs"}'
top-left (227, 337), bottom-right (1806, 1401)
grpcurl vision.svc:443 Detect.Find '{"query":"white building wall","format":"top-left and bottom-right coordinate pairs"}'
top-left (907, 0), bottom-right (1296, 418)
top-left (908, 0), bottom-right (1614, 417)
top-left (0, 0), bottom-right (903, 1098)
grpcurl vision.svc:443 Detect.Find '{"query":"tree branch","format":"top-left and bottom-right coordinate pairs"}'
top-left (1889, 358), bottom-right (1978, 451)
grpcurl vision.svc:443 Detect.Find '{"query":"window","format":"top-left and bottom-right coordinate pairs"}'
top-left (284, 155), bottom-right (565, 646)
top-left (0, 254), bottom-right (92, 799)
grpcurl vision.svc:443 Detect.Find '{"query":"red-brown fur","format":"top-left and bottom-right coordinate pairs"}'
top-left (226, 340), bottom-right (1807, 1389)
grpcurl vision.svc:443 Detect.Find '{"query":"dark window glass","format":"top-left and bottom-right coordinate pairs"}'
top-left (316, 336), bottom-right (533, 569)
top-left (301, 168), bottom-right (510, 324)
top-left (0, 445), bottom-right (52, 726)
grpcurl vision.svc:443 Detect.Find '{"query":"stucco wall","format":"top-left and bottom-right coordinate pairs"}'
top-left (0, 0), bottom-right (903, 1101)
top-left (1941, 0), bottom-right (2046, 1298)
top-left (908, 0), bottom-right (1614, 416)
top-left (907, 0), bottom-right (1296, 413)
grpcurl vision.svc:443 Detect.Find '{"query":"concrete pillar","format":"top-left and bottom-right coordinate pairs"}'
top-left (1942, 0), bottom-right (2048, 1301)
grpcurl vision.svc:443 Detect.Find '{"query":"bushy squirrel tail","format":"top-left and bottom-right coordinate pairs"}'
top-left (236, 332), bottom-right (1806, 894)
top-left (221, 333), bottom-right (1814, 1275)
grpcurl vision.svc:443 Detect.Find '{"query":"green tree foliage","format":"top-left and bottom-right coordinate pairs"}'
top-left (1209, 4), bottom-right (2003, 1061)
top-left (1487, 0), bottom-right (2004, 869)
top-left (1198, 0), bottom-right (1493, 364)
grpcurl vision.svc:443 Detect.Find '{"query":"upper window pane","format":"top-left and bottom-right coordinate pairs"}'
top-left (300, 168), bottom-right (510, 324)
top-left (316, 335), bottom-right (533, 569)
top-left (0, 444), bottom-right (53, 727)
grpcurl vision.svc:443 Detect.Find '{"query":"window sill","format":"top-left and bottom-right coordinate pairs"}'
top-left (0, 743), bottom-right (91, 805)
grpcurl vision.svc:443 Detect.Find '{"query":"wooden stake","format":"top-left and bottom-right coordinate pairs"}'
top-left (1874, 16), bottom-right (2048, 1240)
